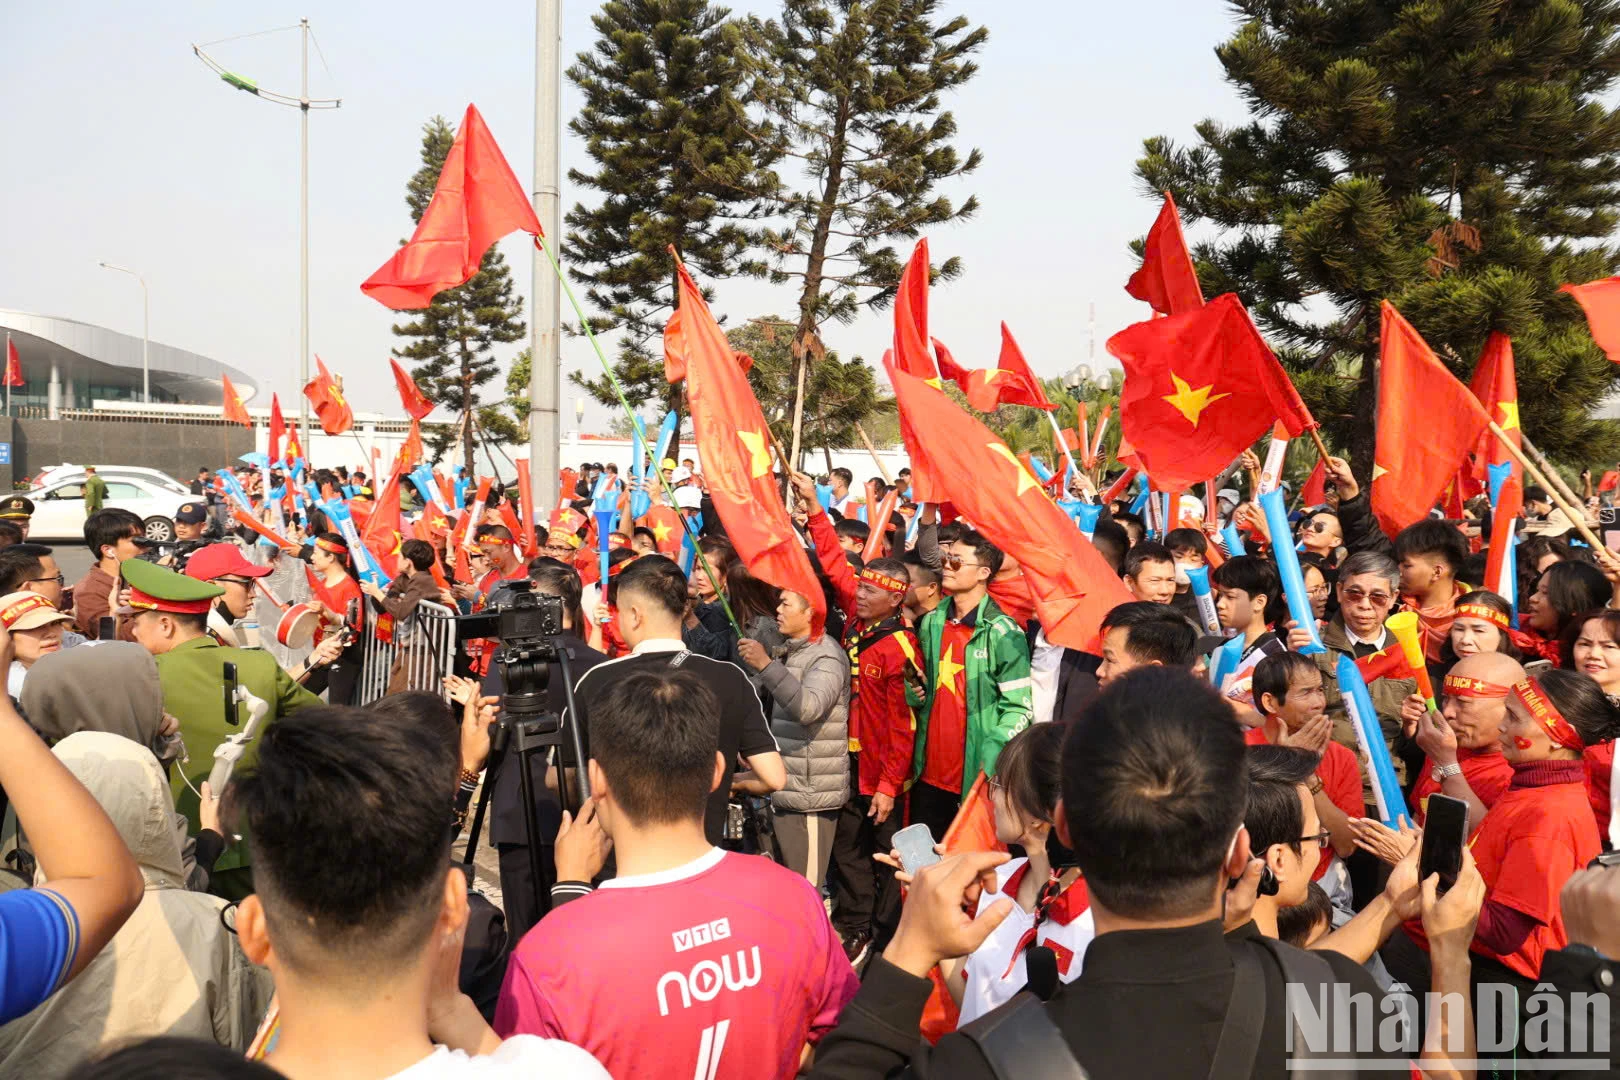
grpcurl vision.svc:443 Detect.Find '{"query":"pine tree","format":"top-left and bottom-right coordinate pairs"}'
top-left (741, 0), bottom-right (985, 462)
top-left (1138, 0), bottom-right (1620, 474)
top-left (566, 0), bottom-right (782, 413)
top-left (390, 116), bottom-right (528, 470)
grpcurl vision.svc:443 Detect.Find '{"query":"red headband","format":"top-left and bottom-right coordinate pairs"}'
top-left (1512, 677), bottom-right (1585, 751)
top-left (1455, 603), bottom-right (1509, 630)
top-left (0, 594), bottom-right (60, 627)
top-left (859, 568), bottom-right (908, 595)
top-left (474, 533), bottom-right (512, 546)
top-left (314, 536), bottom-right (348, 555)
top-left (1442, 673), bottom-right (1512, 700)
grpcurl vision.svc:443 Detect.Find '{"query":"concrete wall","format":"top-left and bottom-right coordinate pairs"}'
top-left (0, 418), bottom-right (254, 491)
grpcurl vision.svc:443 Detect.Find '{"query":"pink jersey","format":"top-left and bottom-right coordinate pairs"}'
top-left (495, 848), bottom-right (859, 1080)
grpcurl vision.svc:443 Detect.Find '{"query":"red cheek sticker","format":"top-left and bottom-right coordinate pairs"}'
top-left (1513, 736), bottom-right (1535, 750)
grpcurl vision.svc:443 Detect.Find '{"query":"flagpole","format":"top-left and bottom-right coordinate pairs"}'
top-left (1042, 409), bottom-right (1080, 486)
top-left (532, 234), bottom-right (741, 635)
top-left (1489, 422), bottom-right (1605, 551)
top-left (1518, 431), bottom-right (1585, 513)
top-left (4, 333), bottom-right (10, 417)
top-left (853, 422), bottom-right (893, 486)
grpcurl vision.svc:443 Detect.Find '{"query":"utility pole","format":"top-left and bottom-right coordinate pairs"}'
top-left (528, 0), bottom-right (563, 511)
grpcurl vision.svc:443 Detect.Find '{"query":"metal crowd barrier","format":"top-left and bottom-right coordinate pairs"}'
top-left (355, 598), bottom-right (458, 706)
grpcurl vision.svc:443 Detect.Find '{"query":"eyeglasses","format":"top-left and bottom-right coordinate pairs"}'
top-left (1298, 829), bottom-right (1333, 850)
top-left (987, 776), bottom-right (1004, 793)
top-left (942, 555), bottom-right (981, 571)
top-left (1341, 587), bottom-right (1394, 606)
top-left (1306, 520), bottom-right (1336, 534)
top-left (217, 577), bottom-right (252, 588)
top-left (1306, 583), bottom-right (1331, 596)
top-left (28, 574), bottom-right (65, 586)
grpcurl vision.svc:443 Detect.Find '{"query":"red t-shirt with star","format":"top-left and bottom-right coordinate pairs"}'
top-left (921, 620), bottom-right (973, 794)
top-left (1469, 779), bottom-right (1601, 980)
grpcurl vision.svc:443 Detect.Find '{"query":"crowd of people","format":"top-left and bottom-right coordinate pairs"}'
top-left (0, 442), bottom-right (1616, 1080)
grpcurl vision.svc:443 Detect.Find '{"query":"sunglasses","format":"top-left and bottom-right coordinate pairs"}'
top-left (1341, 586), bottom-right (1394, 606)
top-left (1306, 520), bottom-right (1335, 534)
top-left (942, 555), bottom-right (981, 572)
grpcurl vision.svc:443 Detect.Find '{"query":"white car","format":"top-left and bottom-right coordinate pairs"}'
top-left (30, 465), bottom-right (190, 495)
top-left (27, 475), bottom-right (193, 543)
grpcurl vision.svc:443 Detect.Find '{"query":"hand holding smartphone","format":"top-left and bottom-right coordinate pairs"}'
top-left (1419, 794), bottom-right (1470, 894)
top-left (892, 822), bottom-right (942, 876)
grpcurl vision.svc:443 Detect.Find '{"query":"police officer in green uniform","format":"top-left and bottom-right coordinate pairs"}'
top-left (121, 558), bottom-right (321, 899)
top-left (0, 495), bottom-right (34, 539)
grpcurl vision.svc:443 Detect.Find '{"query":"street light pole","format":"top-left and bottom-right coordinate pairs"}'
top-left (193, 21), bottom-right (338, 451)
top-left (529, 0), bottom-right (563, 511)
top-left (98, 262), bottom-right (149, 403)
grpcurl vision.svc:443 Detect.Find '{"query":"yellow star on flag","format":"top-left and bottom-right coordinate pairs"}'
top-left (987, 443), bottom-right (1038, 496)
top-left (1162, 372), bottom-right (1231, 428)
top-left (652, 520), bottom-right (672, 544)
top-left (738, 430), bottom-right (772, 478)
top-left (431, 516), bottom-right (449, 530)
top-left (329, 386), bottom-right (347, 409)
top-left (936, 643), bottom-right (965, 696)
top-left (1497, 401), bottom-right (1520, 431)
top-left (1372, 463), bottom-right (1390, 482)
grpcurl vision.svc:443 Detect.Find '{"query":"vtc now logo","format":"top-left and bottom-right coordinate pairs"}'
top-left (657, 947), bottom-right (764, 1017)
top-left (672, 917), bottom-right (732, 953)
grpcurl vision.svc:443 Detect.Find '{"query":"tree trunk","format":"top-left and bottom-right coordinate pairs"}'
top-left (1348, 306), bottom-right (1379, 481)
top-left (788, 96), bottom-right (852, 478)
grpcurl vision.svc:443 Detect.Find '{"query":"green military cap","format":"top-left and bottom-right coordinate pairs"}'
top-left (121, 557), bottom-right (224, 615)
top-left (0, 495), bottom-right (35, 520)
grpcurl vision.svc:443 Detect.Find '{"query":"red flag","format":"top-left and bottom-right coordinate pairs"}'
top-left (931, 338), bottom-right (968, 384)
top-left (1484, 475), bottom-right (1523, 602)
top-left (1467, 332), bottom-right (1519, 485)
top-left (959, 323), bottom-right (1056, 413)
top-left (362, 466), bottom-right (404, 578)
top-left (362, 104), bottom-right (542, 310)
top-left (4, 338), bottom-right (22, 388)
top-left (887, 356), bottom-right (1131, 651)
top-left (514, 458), bottom-right (537, 557)
top-left (303, 356), bottom-right (354, 436)
top-left (1561, 277), bottom-right (1620, 364)
top-left (1601, 471), bottom-right (1619, 494)
top-left (665, 255), bottom-right (825, 632)
top-left (1107, 293), bottom-right (1314, 492)
top-left (391, 358), bottom-right (435, 420)
top-left (664, 306), bottom-right (753, 383)
top-left (1371, 302), bottom-right (1494, 537)
top-left (1301, 457), bottom-right (1327, 507)
top-left (268, 394), bottom-right (287, 466)
top-left (893, 239), bottom-right (939, 382)
top-left (221, 375), bottom-right (251, 428)
top-left (399, 419), bottom-right (425, 471)
top-left (639, 504), bottom-right (684, 557)
top-left (1125, 192), bottom-right (1204, 317)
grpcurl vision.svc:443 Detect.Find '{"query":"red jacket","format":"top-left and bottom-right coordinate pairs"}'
top-left (806, 511), bottom-right (918, 798)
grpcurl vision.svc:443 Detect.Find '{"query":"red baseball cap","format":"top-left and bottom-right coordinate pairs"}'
top-left (183, 544), bottom-right (274, 583)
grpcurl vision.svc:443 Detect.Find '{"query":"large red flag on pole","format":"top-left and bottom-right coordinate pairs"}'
top-left (221, 375), bottom-right (251, 428)
top-left (960, 323), bottom-right (1057, 413)
top-left (1371, 303), bottom-right (1493, 537)
top-left (4, 338), bottom-right (22, 389)
top-left (303, 356), bottom-right (354, 436)
top-left (361, 104), bottom-right (542, 310)
top-left (887, 354), bottom-right (1131, 651)
top-left (1561, 277), bottom-right (1620, 364)
top-left (390, 358), bottom-right (435, 420)
top-left (1107, 293), bottom-right (1314, 492)
top-left (1467, 331), bottom-right (1520, 486)
top-left (664, 255), bottom-right (825, 631)
top-left (268, 394), bottom-right (288, 466)
top-left (893, 239), bottom-right (940, 382)
top-left (1125, 192), bottom-right (1205, 317)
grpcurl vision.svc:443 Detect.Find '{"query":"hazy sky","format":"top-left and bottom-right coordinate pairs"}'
top-left (0, 1), bottom-right (1249, 424)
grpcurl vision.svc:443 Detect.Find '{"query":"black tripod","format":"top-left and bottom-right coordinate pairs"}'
top-left (459, 637), bottom-right (589, 921)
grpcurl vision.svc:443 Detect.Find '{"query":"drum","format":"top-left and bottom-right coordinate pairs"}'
top-left (275, 602), bottom-right (322, 649)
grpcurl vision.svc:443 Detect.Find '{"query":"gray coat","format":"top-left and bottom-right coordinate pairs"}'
top-left (757, 633), bottom-right (850, 814)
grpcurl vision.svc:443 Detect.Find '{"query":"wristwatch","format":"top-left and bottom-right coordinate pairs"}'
top-left (1430, 761), bottom-right (1463, 784)
top-left (1307, 774), bottom-right (1325, 795)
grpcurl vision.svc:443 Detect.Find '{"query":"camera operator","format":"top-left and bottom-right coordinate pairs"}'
top-left (474, 560), bottom-right (606, 941)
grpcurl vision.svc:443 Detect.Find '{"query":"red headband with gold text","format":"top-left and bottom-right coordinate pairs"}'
top-left (1511, 676), bottom-right (1585, 751)
top-left (1455, 602), bottom-right (1509, 630)
top-left (859, 568), bottom-right (908, 595)
top-left (1442, 673), bottom-right (1511, 700)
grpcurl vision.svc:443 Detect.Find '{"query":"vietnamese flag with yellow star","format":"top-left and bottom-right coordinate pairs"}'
top-left (638, 503), bottom-right (685, 558)
top-left (886, 354), bottom-right (1131, 650)
top-left (959, 323), bottom-right (1057, 413)
top-left (1126, 192), bottom-right (1205, 317)
top-left (303, 356), bottom-right (354, 436)
top-left (1107, 292), bottom-right (1313, 492)
top-left (1467, 331), bottom-right (1519, 486)
top-left (664, 256), bottom-right (825, 631)
top-left (1372, 302), bottom-right (1494, 536)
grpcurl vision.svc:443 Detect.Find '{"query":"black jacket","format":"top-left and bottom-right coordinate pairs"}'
top-left (809, 920), bottom-right (1396, 1079)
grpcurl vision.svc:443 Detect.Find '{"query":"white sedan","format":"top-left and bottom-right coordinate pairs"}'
top-left (27, 476), bottom-right (194, 543)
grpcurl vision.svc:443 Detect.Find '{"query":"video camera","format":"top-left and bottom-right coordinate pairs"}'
top-left (455, 579), bottom-right (590, 916)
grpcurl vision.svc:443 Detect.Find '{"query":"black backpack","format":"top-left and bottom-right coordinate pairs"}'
top-left (953, 936), bottom-right (1357, 1080)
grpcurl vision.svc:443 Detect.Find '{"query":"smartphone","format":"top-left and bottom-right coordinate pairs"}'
top-left (222, 661), bottom-right (241, 728)
top-left (1419, 794), bottom-right (1470, 894)
top-left (892, 822), bottom-right (942, 876)
top-left (98, 616), bottom-right (116, 641)
top-left (1524, 658), bottom-right (1553, 677)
